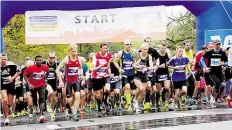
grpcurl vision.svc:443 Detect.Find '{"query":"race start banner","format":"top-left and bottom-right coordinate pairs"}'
top-left (25, 6), bottom-right (166, 44)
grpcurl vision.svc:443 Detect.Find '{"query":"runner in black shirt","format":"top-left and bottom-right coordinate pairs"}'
top-left (201, 40), bottom-right (228, 107)
top-left (144, 37), bottom-right (159, 110)
top-left (109, 54), bottom-right (122, 111)
top-left (155, 43), bottom-right (170, 109)
top-left (1, 53), bottom-right (21, 125)
top-left (42, 51), bottom-right (60, 121)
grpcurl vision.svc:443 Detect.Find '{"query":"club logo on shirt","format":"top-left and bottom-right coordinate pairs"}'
top-left (1, 70), bottom-right (9, 75)
top-left (7, 68), bottom-right (10, 72)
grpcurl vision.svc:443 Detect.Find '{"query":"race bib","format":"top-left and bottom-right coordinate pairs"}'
top-left (158, 74), bottom-right (168, 81)
top-left (147, 70), bottom-right (153, 77)
top-left (211, 58), bottom-right (220, 66)
top-left (33, 72), bottom-right (43, 80)
top-left (67, 67), bottom-right (78, 76)
top-left (98, 59), bottom-right (107, 65)
top-left (97, 68), bottom-right (107, 77)
top-left (47, 72), bottom-right (55, 80)
top-left (110, 76), bottom-right (119, 83)
top-left (175, 65), bottom-right (185, 73)
top-left (123, 61), bottom-right (133, 70)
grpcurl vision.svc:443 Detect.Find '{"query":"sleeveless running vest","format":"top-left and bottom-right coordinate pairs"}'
top-left (46, 61), bottom-right (58, 80)
top-left (136, 53), bottom-right (149, 72)
top-left (92, 52), bottom-right (111, 79)
top-left (121, 50), bottom-right (134, 76)
top-left (65, 56), bottom-right (80, 83)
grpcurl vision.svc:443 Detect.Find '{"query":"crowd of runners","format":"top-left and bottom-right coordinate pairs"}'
top-left (1, 37), bottom-right (232, 126)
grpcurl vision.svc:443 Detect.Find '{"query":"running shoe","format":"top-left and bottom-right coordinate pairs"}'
top-left (4, 118), bottom-right (9, 126)
top-left (51, 112), bottom-right (56, 121)
top-left (226, 97), bottom-right (231, 108)
top-left (39, 115), bottom-right (47, 123)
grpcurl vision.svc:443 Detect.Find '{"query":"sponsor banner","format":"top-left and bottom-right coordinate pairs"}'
top-left (25, 6), bottom-right (166, 44)
top-left (205, 29), bottom-right (232, 49)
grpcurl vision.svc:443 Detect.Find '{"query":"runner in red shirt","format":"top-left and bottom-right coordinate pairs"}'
top-left (24, 55), bottom-right (49, 123)
top-left (192, 45), bottom-right (208, 103)
top-left (91, 43), bottom-right (111, 117)
top-left (56, 44), bottom-right (83, 121)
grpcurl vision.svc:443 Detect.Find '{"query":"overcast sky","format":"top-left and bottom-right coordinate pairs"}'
top-left (165, 5), bottom-right (188, 25)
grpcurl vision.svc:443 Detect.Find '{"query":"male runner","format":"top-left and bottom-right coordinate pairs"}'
top-left (200, 40), bottom-right (228, 107)
top-left (155, 42), bottom-right (171, 109)
top-left (134, 42), bottom-right (153, 113)
top-left (56, 44), bottom-right (83, 121)
top-left (144, 37), bottom-right (159, 108)
top-left (225, 46), bottom-right (232, 108)
top-left (193, 45), bottom-right (208, 103)
top-left (114, 39), bottom-right (137, 110)
top-left (183, 40), bottom-right (196, 104)
top-left (109, 54), bottom-right (122, 111)
top-left (22, 59), bottom-right (34, 118)
top-left (24, 55), bottom-right (49, 123)
top-left (1, 53), bottom-right (21, 125)
top-left (86, 53), bottom-right (95, 111)
top-left (43, 51), bottom-right (60, 120)
top-left (91, 42), bottom-right (111, 117)
top-left (168, 46), bottom-right (189, 109)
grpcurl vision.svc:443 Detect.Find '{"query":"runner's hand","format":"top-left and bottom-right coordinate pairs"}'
top-left (159, 63), bottom-right (165, 68)
top-left (119, 69), bottom-right (125, 74)
top-left (59, 81), bottom-right (64, 88)
top-left (203, 67), bottom-right (210, 73)
top-left (99, 64), bottom-right (105, 68)
top-left (110, 74), bottom-right (114, 78)
top-left (142, 67), bottom-right (148, 73)
top-left (8, 76), bottom-right (13, 82)
top-left (174, 66), bottom-right (181, 70)
top-left (220, 61), bottom-right (224, 66)
top-left (28, 83), bottom-right (34, 89)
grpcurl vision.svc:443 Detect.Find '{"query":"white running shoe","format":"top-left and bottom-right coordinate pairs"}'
top-left (4, 118), bottom-right (9, 126)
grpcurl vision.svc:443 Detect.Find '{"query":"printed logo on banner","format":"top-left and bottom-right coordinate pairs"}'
top-left (205, 29), bottom-right (232, 49)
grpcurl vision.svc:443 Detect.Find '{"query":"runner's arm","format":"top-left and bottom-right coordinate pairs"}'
top-left (23, 67), bottom-right (31, 85)
top-left (56, 57), bottom-right (68, 82)
top-left (148, 55), bottom-right (154, 70)
top-left (12, 66), bottom-right (22, 80)
top-left (91, 56), bottom-right (104, 71)
top-left (167, 57), bottom-right (175, 69)
top-left (114, 50), bottom-right (122, 71)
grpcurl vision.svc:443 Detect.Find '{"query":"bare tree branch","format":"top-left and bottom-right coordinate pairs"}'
top-left (167, 11), bottom-right (190, 27)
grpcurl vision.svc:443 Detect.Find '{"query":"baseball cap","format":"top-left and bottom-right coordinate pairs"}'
top-left (201, 45), bottom-right (207, 50)
top-left (25, 57), bottom-right (32, 61)
top-left (213, 40), bottom-right (221, 45)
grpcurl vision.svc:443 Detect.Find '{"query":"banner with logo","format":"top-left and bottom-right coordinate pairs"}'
top-left (25, 6), bottom-right (166, 44)
top-left (205, 29), bottom-right (232, 49)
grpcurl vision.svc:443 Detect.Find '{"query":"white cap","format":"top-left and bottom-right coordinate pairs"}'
top-left (49, 51), bottom-right (56, 57)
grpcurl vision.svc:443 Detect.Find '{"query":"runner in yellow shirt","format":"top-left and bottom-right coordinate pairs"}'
top-left (183, 40), bottom-right (196, 105)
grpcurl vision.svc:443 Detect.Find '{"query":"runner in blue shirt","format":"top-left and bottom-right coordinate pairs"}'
top-left (168, 46), bottom-right (189, 110)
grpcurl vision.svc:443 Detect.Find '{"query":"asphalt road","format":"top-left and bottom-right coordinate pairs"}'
top-left (1, 107), bottom-right (232, 130)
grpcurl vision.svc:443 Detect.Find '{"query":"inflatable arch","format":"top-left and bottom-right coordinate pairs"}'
top-left (1, 1), bottom-right (232, 52)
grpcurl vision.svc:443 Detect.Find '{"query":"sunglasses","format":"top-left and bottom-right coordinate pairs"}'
top-left (125, 44), bottom-right (132, 46)
top-left (50, 57), bottom-right (55, 59)
top-left (146, 41), bottom-right (152, 43)
top-left (36, 60), bottom-right (42, 61)
top-left (1, 59), bottom-right (7, 60)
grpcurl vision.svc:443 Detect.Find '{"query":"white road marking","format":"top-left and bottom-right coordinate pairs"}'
top-left (46, 125), bottom-right (61, 129)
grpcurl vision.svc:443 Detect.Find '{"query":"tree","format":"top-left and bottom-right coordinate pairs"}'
top-left (166, 11), bottom-right (196, 52)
